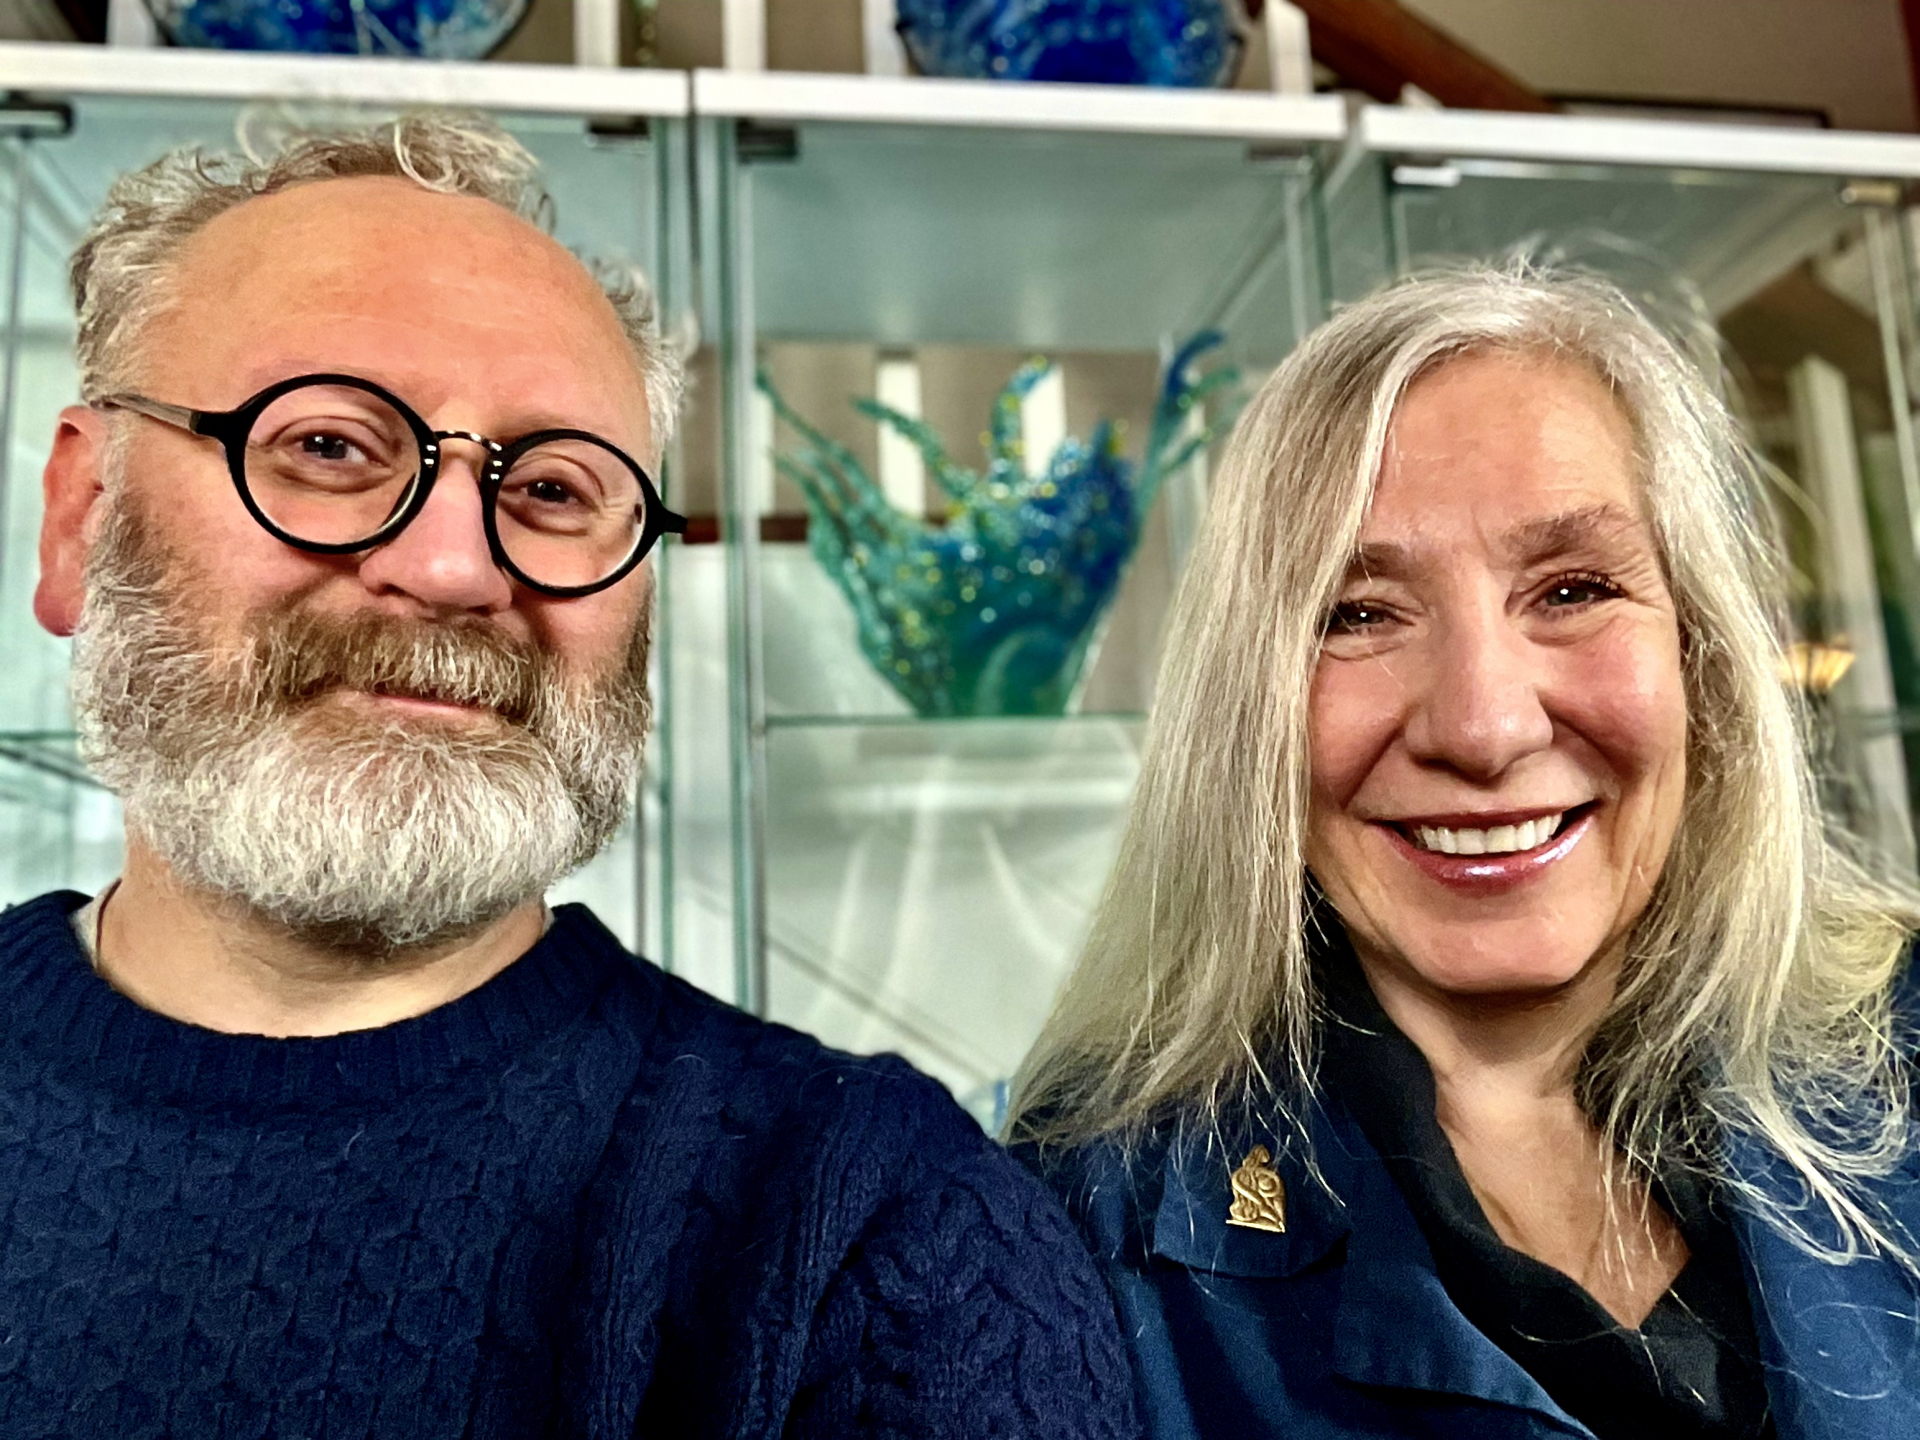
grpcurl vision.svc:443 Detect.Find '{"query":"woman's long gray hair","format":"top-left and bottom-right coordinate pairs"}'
top-left (1009, 265), bottom-right (1920, 1265)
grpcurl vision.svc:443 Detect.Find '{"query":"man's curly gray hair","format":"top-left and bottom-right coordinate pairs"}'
top-left (68, 111), bottom-right (684, 452)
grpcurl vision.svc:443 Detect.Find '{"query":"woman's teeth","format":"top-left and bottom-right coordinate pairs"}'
top-left (1411, 813), bottom-right (1563, 856)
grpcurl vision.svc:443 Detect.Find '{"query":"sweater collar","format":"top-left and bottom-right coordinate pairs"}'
top-left (0, 890), bottom-right (648, 1112)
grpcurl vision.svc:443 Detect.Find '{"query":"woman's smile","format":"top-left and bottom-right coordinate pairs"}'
top-left (1379, 804), bottom-right (1597, 892)
top-left (1404, 811), bottom-right (1566, 856)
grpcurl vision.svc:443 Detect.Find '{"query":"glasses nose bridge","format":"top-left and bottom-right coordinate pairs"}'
top-left (426, 428), bottom-right (506, 478)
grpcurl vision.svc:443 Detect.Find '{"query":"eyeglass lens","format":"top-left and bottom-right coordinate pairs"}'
top-left (244, 381), bottom-right (647, 590)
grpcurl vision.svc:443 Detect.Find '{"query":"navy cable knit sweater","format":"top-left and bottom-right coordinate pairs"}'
top-left (0, 892), bottom-right (1137, 1439)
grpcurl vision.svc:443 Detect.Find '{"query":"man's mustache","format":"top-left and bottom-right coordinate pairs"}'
top-left (243, 608), bottom-right (552, 730)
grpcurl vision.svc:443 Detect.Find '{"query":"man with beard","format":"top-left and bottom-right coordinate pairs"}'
top-left (0, 114), bottom-right (1134, 1439)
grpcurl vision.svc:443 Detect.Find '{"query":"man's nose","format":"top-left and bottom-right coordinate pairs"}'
top-left (1401, 602), bottom-right (1555, 780)
top-left (353, 443), bottom-right (513, 615)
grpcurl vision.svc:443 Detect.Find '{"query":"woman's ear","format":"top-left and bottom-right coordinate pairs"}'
top-left (35, 405), bottom-right (108, 638)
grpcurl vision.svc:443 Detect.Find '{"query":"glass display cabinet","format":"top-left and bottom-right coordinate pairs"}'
top-left (1326, 106), bottom-right (1920, 875)
top-left (681, 70), bottom-right (1343, 1118)
top-left (7, 41), bottom-right (1920, 1129)
top-left (0, 44), bottom-right (692, 957)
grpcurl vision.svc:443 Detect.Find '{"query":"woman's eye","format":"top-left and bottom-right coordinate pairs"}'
top-left (1326, 600), bottom-right (1390, 633)
top-left (1542, 573), bottom-right (1622, 608)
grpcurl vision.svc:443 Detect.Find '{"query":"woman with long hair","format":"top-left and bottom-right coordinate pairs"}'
top-left (1011, 266), bottom-right (1920, 1439)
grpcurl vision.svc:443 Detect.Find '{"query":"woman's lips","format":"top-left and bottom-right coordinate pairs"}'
top-left (1381, 807), bottom-right (1595, 890)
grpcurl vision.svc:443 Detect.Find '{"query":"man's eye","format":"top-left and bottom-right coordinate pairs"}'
top-left (524, 478), bottom-right (584, 507)
top-left (300, 432), bottom-right (367, 464)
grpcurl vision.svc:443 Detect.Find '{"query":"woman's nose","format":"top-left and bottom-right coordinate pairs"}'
top-left (1401, 605), bottom-right (1555, 780)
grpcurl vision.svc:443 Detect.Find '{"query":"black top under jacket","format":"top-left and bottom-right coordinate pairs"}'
top-left (1314, 932), bottom-right (1774, 1440)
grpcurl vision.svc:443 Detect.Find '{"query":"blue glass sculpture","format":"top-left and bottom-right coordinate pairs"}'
top-left (761, 335), bottom-right (1240, 718)
top-left (895, 0), bottom-right (1242, 87)
top-left (144, 0), bottom-right (526, 56)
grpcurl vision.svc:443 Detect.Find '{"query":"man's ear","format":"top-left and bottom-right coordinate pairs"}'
top-left (34, 405), bottom-right (108, 638)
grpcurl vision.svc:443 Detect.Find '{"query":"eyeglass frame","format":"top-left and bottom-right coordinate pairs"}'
top-left (96, 371), bottom-right (688, 600)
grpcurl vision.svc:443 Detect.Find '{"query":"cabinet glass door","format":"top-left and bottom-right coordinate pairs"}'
top-left (695, 98), bottom-right (1332, 1120)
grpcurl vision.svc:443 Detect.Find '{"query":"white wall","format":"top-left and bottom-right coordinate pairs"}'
top-left (0, 1), bottom-right (77, 41)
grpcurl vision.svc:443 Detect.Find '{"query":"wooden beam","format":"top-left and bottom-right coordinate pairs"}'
top-left (1903, 0), bottom-right (1920, 130)
top-left (680, 515), bottom-right (810, 545)
top-left (1303, 19), bottom-right (1408, 103)
top-left (50, 0), bottom-right (105, 43)
top-left (1290, 0), bottom-right (1555, 112)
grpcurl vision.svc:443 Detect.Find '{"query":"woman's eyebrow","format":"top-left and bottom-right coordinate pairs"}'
top-left (1341, 502), bottom-right (1646, 584)
top-left (1500, 502), bottom-right (1646, 565)
top-left (1345, 540), bottom-right (1416, 584)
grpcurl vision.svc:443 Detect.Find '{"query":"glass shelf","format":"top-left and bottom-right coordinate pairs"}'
top-left (658, 541), bottom-right (1152, 1034)
top-left (746, 120), bottom-right (1319, 367)
top-left (0, 729), bottom-right (93, 787)
top-left (1388, 162), bottom-right (1850, 313)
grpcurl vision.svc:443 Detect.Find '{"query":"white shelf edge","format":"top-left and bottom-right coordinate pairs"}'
top-left (1360, 104), bottom-right (1920, 179)
top-left (0, 42), bottom-right (691, 117)
top-left (693, 68), bottom-right (1346, 142)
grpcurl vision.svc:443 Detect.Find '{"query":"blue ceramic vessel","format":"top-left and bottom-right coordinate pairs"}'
top-left (145, 0), bottom-right (527, 57)
top-left (896, 0), bottom-right (1241, 86)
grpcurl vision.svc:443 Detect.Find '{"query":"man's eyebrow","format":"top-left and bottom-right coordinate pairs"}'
top-left (1341, 502), bottom-right (1646, 583)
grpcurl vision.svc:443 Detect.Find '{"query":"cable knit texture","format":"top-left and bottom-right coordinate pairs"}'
top-left (0, 892), bottom-right (1136, 1439)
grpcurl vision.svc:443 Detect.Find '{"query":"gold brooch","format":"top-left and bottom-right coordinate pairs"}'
top-left (1226, 1144), bottom-right (1287, 1233)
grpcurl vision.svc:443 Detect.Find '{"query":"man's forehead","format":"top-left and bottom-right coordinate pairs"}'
top-left (153, 175), bottom-right (650, 442)
top-left (174, 177), bottom-right (583, 312)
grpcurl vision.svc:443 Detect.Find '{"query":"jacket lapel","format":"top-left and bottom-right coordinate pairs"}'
top-left (1147, 1102), bottom-right (1590, 1435)
top-left (1147, 1121), bottom-right (1349, 1280)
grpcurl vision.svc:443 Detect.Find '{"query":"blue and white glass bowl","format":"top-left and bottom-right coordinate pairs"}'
top-left (895, 0), bottom-right (1242, 87)
top-left (144, 0), bottom-right (528, 58)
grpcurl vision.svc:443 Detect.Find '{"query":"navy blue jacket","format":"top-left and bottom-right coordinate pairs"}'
top-left (1035, 1082), bottom-right (1920, 1439)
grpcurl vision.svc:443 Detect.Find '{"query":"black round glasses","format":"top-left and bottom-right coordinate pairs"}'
top-left (99, 372), bottom-right (688, 599)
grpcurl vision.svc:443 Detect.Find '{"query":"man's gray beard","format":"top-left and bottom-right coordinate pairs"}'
top-left (69, 487), bottom-right (653, 958)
